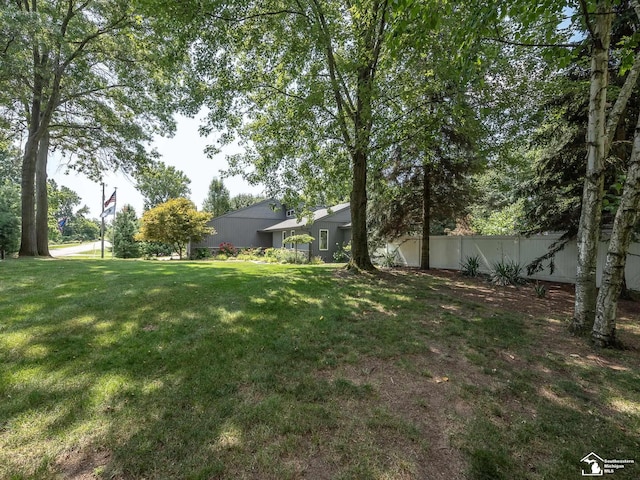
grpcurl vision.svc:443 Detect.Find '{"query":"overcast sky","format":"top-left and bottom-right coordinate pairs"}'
top-left (47, 113), bottom-right (263, 219)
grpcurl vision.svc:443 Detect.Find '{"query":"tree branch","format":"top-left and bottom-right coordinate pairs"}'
top-left (482, 36), bottom-right (581, 49)
top-left (205, 9), bottom-right (312, 24)
top-left (579, 0), bottom-right (597, 42)
top-left (310, 0), bottom-right (353, 149)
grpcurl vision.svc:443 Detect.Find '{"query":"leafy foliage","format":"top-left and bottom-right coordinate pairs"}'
top-left (136, 198), bottom-right (213, 259)
top-left (112, 205), bottom-right (141, 258)
top-left (202, 177), bottom-right (231, 217)
top-left (0, 181), bottom-right (20, 258)
top-left (229, 193), bottom-right (266, 211)
top-left (461, 255), bottom-right (481, 277)
top-left (490, 260), bottom-right (526, 287)
top-left (135, 162), bottom-right (192, 211)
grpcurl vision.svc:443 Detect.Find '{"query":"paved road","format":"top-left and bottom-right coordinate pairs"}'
top-left (51, 241), bottom-right (112, 257)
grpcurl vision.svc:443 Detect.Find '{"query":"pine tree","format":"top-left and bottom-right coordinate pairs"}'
top-left (112, 205), bottom-right (141, 258)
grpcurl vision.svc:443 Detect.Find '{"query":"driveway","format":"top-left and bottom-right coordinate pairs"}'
top-left (51, 241), bottom-right (112, 257)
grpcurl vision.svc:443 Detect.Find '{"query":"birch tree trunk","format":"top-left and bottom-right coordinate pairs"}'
top-left (36, 130), bottom-right (51, 257)
top-left (573, 3), bottom-right (613, 333)
top-left (593, 115), bottom-right (640, 347)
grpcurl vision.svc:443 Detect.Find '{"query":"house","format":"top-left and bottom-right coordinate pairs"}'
top-left (189, 199), bottom-right (352, 262)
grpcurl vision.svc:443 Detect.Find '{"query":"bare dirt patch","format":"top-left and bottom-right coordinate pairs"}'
top-left (55, 447), bottom-right (111, 480)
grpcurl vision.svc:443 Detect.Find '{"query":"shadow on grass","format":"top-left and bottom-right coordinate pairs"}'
top-left (0, 260), bottom-right (638, 479)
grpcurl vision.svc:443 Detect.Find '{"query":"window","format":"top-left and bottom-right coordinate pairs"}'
top-left (282, 231), bottom-right (287, 245)
top-left (286, 209), bottom-right (295, 218)
top-left (319, 229), bottom-right (329, 251)
top-left (291, 230), bottom-right (295, 237)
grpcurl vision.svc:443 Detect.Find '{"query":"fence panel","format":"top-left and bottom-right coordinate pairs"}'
top-left (388, 234), bottom-right (640, 291)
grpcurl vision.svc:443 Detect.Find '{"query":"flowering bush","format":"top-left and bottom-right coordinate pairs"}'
top-left (219, 242), bottom-right (237, 256)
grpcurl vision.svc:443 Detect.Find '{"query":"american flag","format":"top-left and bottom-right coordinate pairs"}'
top-left (104, 190), bottom-right (116, 208)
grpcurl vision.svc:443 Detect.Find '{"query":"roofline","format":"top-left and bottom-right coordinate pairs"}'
top-left (208, 198), bottom-right (281, 221)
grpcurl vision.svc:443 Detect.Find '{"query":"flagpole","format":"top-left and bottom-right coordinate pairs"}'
top-left (112, 187), bottom-right (117, 258)
top-left (101, 183), bottom-right (105, 259)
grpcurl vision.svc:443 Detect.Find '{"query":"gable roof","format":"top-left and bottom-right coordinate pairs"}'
top-left (261, 203), bottom-right (350, 231)
top-left (209, 198), bottom-right (282, 221)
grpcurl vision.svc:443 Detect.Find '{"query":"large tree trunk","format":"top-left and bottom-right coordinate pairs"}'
top-left (349, 149), bottom-right (375, 270)
top-left (347, 61), bottom-right (376, 271)
top-left (36, 130), bottom-right (51, 257)
top-left (19, 136), bottom-right (39, 257)
top-left (592, 114), bottom-right (640, 347)
top-left (420, 162), bottom-right (430, 270)
top-left (573, 4), bottom-right (613, 333)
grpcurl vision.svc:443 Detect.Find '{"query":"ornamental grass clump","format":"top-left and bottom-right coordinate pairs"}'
top-left (490, 259), bottom-right (526, 286)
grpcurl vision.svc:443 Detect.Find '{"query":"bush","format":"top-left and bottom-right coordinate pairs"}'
top-left (374, 248), bottom-right (400, 268)
top-left (461, 255), bottom-right (481, 277)
top-left (490, 259), bottom-right (526, 286)
top-left (219, 242), bottom-right (237, 256)
top-left (310, 256), bottom-right (325, 265)
top-left (215, 253), bottom-right (228, 261)
top-left (333, 242), bottom-right (351, 262)
top-left (534, 282), bottom-right (547, 298)
top-left (140, 241), bottom-right (174, 258)
top-left (191, 247), bottom-right (212, 260)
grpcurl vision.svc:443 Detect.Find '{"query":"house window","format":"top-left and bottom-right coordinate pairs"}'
top-left (319, 229), bottom-right (329, 251)
top-left (282, 231), bottom-right (287, 245)
top-left (291, 230), bottom-right (295, 237)
top-left (286, 209), bottom-right (295, 218)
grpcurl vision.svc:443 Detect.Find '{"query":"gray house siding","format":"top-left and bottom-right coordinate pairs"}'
top-left (192, 200), bottom-right (352, 261)
top-left (310, 221), bottom-right (347, 262)
top-left (192, 200), bottom-right (285, 251)
top-left (272, 228), bottom-right (313, 250)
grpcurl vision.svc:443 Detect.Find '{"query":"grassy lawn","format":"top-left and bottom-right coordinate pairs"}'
top-left (0, 259), bottom-right (638, 479)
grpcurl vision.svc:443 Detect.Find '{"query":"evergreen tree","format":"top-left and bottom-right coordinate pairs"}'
top-left (112, 205), bottom-right (141, 258)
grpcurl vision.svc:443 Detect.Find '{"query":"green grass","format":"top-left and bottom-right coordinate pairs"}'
top-left (0, 259), bottom-right (638, 479)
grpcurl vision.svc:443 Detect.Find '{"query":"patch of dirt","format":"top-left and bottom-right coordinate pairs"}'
top-left (328, 266), bottom-right (639, 479)
top-left (55, 447), bottom-right (111, 480)
top-left (395, 268), bottom-right (640, 350)
top-left (315, 351), bottom-right (490, 480)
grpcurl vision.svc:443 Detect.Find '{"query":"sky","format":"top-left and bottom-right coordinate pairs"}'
top-left (47, 113), bottom-right (264, 219)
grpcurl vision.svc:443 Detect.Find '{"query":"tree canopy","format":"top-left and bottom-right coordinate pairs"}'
top-left (135, 162), bottom-right (192, 211)
top-left (202, 177), bottom-right (231, 217)
top-left (136, 198), bottom-right (213, 259)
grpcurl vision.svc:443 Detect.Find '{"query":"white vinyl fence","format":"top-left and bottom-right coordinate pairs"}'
top-left (386, 234), bottom-right (640, 291)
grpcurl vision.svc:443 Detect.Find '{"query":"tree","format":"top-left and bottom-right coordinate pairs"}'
top-left (202, 177), bottom-right (231, 217)
top-left (112, 205), bottom-right (141, 258)
top-left (0, 181), bottom-right (20, 259)
top-left (229, 193), bottom-right (266, 211)
top-left (136, 198), bottom-right (213, 259)
top-left (158, 0), bottom-right (437, 270)
top-left (0, 1), bottom-right (183, 257)
top-left (135, 162), bottom-right (192, 210)
top-left (283, 233), bottom-right (315, 263)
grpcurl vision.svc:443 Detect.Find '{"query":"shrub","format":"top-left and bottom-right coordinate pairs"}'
top-left (219, 242), bottom-right (237, 256)
top-left (534, 282), bottom-right (547, 298)
top-left (375, 249), bottom-right (400, 268)
top-left (461, 255), bottom-right (481, 277)
top-left (191, 248), bottom-right (212, 260)
top-left (215, 253), bottom-right (228, 261)
top-left (333, 242), bottom-right (351, 262)
top-left (490, 259), bottom-right (526, 286)
top-left (310, 256), bottom-right (325, 265)
top-left (140, 241), bottom-right (174, 259)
